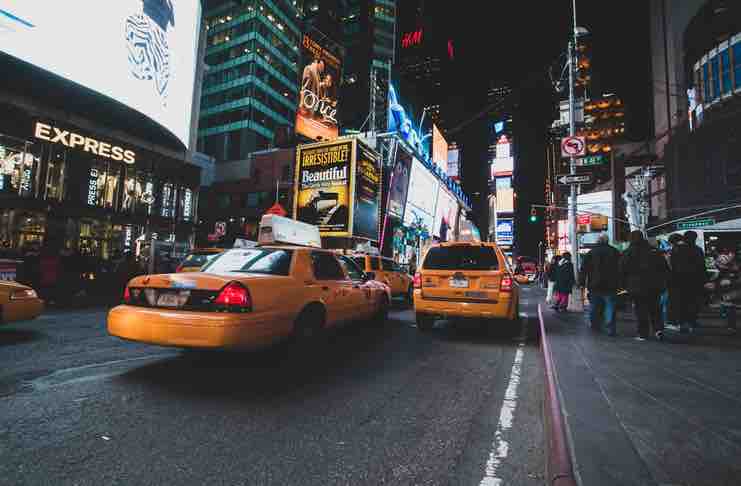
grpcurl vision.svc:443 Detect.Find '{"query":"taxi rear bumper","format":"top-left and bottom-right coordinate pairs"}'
top-left (413, 290), bottom-right (517, 321)
top-left (1, 298), bottom-right (44, 324)
top-left (107, 305), bottom-right (290, 349)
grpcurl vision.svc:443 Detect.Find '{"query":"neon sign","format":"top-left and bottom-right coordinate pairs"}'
top-left (401, 29), bottom-right (423, 48)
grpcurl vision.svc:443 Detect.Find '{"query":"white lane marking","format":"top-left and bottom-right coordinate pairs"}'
top-left (479, 343), bottom-right (525, 486)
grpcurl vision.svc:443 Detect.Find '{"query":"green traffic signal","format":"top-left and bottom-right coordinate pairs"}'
top-left (529, 215), bottom-right (537, 223)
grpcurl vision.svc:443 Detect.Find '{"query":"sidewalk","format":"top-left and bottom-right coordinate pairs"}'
top-left (540, 295), bottom-right (741, 486)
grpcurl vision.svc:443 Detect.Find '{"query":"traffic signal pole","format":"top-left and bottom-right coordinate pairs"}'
top-left (568, 0), bottom-right (583, 311)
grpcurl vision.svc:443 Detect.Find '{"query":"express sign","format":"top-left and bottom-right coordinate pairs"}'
top-left (35, 122), bottom-right (136, 163)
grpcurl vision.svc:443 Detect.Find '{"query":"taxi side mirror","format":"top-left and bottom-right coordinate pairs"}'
top-left (365, 271), bottom-right (376, 281)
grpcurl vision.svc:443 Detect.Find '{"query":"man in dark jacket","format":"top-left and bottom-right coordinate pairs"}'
top-left (669, 230), bottom-right (707, 333)
top-left (579, 233), bottom-right (621, 336)
top-left (620, 231), bottom-right (670, 340)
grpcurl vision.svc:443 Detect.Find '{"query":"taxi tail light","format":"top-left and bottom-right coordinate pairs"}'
top-left (413, 273), bottom-right (422, 289)
top-left (500, 276), bottom-right (513, 293)
top-left (123, 286), bottom-right (131, 303)
top-left (10, 289), bottom-right (38, 300)
top-left (175, 264), bottom-right (184, 273)
top-left (214, 281), bottom-right (252, 312)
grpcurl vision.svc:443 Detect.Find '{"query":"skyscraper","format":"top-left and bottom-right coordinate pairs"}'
top-left (197, 0), bottom-right (302, 163)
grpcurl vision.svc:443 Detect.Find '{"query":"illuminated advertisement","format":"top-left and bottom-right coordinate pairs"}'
top-left (296, 32), bottom-right (341, 141)
top-left (495, 219), bottom-right (513, 246)
top-left (403, 157), bottom-right (438, 233)
top-left (352, 142), bottom-right (381, 241)
top-left (447, 146), bottom-right (460, 180)
top-left (0, 0), bottom-right (202, 147)
top-left (388, 150), bottom-right (412, 218)
top-left (433, 188), bottom-right (458, 241)
top-left (496, 187), bottom-right (514, 213)
top-left (490, 157), bottom-right (514, 178)
top-left (388, 83), bottom-right (429, 160)
top-left (432, 124), bottom-right (448, 173)
top-left (294, 140), bottom-right (352, 235)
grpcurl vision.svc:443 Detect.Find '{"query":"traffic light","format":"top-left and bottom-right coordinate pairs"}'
top-left (529, 206), bottom-right (538, 223)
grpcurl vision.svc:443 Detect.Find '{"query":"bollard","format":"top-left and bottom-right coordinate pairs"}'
top-left (727, 305), bottom-right (737, 331)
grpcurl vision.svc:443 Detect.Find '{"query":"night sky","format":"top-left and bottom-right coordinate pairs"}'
top-left (436, 1), bottom-right (652, 255)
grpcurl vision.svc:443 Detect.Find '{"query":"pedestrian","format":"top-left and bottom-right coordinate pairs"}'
top-left (620, 230), bottom-right (670, 341)
top-left (552, 252), bottom-right (575, 312)
top-left (38, 241), bottom-right (62, 305)
top-left (578, 233), bottom-right (621, 336)
top-left (669, 230), bottom-right (707, 333)
top-left (545, 255), bottom-right (560, 304)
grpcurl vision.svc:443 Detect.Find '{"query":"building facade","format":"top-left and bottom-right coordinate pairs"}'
top-left (198, 0), bottom-right (302, 162)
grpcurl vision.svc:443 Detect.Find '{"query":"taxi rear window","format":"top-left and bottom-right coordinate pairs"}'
top-left (202, 249), bottom-right (293, 276)
top-left (423, 246), bottom-right (500, 271)
top-left (181, 252), bottom-right (221, 268)
top-left (352, 257), bottom-right (367, 270)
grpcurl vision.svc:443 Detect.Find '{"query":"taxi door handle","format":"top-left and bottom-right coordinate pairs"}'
top-left (322, 286), bottom-right (330, 291)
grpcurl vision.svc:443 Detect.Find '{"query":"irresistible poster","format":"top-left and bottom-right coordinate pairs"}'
top-left (353, 142), bottom-right (381, 241)
top-left (388, 150), bottom-right (412, 218)
top-left (294, 141), bottom-right (353, 235)
top-left (296, 31), bottom-right (342, 141)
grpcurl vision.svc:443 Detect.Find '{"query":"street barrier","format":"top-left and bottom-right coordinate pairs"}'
top-left (538, 304), bottom-right (578, 486)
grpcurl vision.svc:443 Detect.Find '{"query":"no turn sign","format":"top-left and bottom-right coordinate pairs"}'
top-left (561, 136), bottom-right (586, 157)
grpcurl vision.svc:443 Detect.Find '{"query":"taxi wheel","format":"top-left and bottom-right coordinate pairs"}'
top-left (416, 313), bottom-right (434, 332)
top-left (374, 295), bottom-right (389, 323)
top-left (294, 305), bottom-right (325, 342)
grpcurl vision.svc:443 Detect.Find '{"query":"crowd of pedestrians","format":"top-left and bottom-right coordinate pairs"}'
top-left (545, 230), bottom-right (707, 341)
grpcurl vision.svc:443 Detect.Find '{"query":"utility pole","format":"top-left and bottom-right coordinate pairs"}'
top-left (568, 0), bottom-right (583, 311)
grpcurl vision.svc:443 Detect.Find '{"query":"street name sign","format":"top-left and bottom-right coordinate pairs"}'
top-left (557, 173), bottom-right (593, 185)
top-left (576, 154), bottom-right (606, 166)
top-left (675, 218), bottom-right (715, 230)
top-left (561, 136), bottom-right (587, 157)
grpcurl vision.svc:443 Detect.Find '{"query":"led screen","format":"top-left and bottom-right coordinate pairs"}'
top-left (0, 0), bottom-right (202, 146)
top-left (432, 124), bottom-right (448, 173)
top-left (403, 157), bottom-right (438, 233)
top-left (433, 188), bottom-right (458, 241)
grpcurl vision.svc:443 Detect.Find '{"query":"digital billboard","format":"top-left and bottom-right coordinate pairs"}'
top-left (388, 150), bottom-right (412, 218)
top-left (294, 140), bottom-right (353, 235)
top-left (496, 187), bottom-right (514, 213)
top-left (388, 83), bottom-right (429, 160)
top-left (433, 188), bottom-right (458, 241)
top-left (495, 219), bottom-right (514, 246)
top-left (447, 146), bottom-right (460, 180)
top-left (0, 0), bottom-right (202, 147)
top-left (432, 124), bottom-right (448, 173)
top-left (352, 142), bottom-right (381, 241)
top-left (296, 31), bottom-right (341, 141)
top-left (403, 157), bottom-right (438, 233)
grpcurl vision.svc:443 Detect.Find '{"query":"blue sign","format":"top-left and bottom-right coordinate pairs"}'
top-left (494, 121), bottom-right (505, 134)
top-left (388, 84), bottom-right (429, 160)
top-left (496, 219), bottom-right (514, 246)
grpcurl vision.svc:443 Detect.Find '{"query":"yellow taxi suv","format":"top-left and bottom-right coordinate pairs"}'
top-left (108, 216), bottom-right (391, 350)
top-left (176, 248), bottom-right (226, 273)
top-left (352, 254), bottom-right (414, 303)
top-left (413, 242), bottom-right (520, 332)
top-left (0, 281), bottom-right (44, 325)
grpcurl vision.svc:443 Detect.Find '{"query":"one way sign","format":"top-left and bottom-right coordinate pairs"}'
top-left (557, 174), bottom-right (593, 185)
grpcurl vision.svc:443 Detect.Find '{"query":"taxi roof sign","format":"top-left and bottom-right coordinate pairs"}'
top-left (258, 214), bottom-right (322, 248)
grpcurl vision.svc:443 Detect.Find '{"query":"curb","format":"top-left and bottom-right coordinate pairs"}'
top-left (538, 303), bottom-right (578, 486)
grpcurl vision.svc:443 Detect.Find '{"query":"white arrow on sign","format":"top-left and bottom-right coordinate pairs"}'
top-left (557, 174), bottom-right (592, 185)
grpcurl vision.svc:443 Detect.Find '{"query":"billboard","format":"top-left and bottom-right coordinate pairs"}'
top-left (496, 187), bottom-right (514, 213)
top-left (403, 157), bottom-right (438, 233)
top-left (388, 83), bottom-right (429, 160)
top-left (294, 140), bottom-right (352, 235)
top-left (432, 124), bottom-right (448, 173)
top-left (447, 146), bottom-right (460, 179)
top-left (296, 32), bottom-right (341, 141)
top-left (352, 142), bottom-right (381, 241)
top-left (495, 219), bottom-right (514, 246)
top-left (433, 188), bottom-right (458, 241)
top-left (388, 150), bottom-right (412, 218)
top-left (490, 157), bottom-right (514, 178)
top-left (0, 0), bottom-right (202, 147)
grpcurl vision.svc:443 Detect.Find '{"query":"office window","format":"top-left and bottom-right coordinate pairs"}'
top-left (703, 62), bottom-right (710, 101)
top-left (711, 55), bottom-right (720, 100)
top-left (734, 41), bottom-right (741, 91)
top-left (721, 49), bottom-right (731, 95)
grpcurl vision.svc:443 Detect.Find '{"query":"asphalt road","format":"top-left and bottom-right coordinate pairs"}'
top-left (1, 287), bottom-right (545, 486)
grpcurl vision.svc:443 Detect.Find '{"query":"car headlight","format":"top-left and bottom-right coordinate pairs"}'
top-left (10, 289), bottom-right (38, 300)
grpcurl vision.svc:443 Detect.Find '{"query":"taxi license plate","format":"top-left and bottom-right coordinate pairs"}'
top-left (465, 291), bottom-right (487, 298)
top-left (450, 278), bottom-right (469, 288)
top-left (157, 292), bottom-right (182, 308)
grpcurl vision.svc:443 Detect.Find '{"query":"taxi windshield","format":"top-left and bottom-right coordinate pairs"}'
top-left (201, 249), bottom-right (293, 276)
top-left (423, 246), bottom-right (500, 271)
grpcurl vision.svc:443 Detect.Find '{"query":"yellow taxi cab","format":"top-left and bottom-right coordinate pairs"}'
top-left (413, 241), bottom-right (520, 332)
top-left (352, 254), bottom-right (414, 302)
top-left (176, 247), bottom-right (226, 273)
top-left (108, 216), bottom-right (391, 350)
top-left (0, 280), bottom-right (44, 325)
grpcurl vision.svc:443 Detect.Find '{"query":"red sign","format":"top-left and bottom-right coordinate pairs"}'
top-left (207, 234), bottom-right (219, 242)
top-left (401, 29), bottom-right (423, 48)
top-left (265, 203), bottom-right (287, 217)
top-left (578, 214), bottom-right (591, 225)
top-left (561, 136), bottom-right (587, 157)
